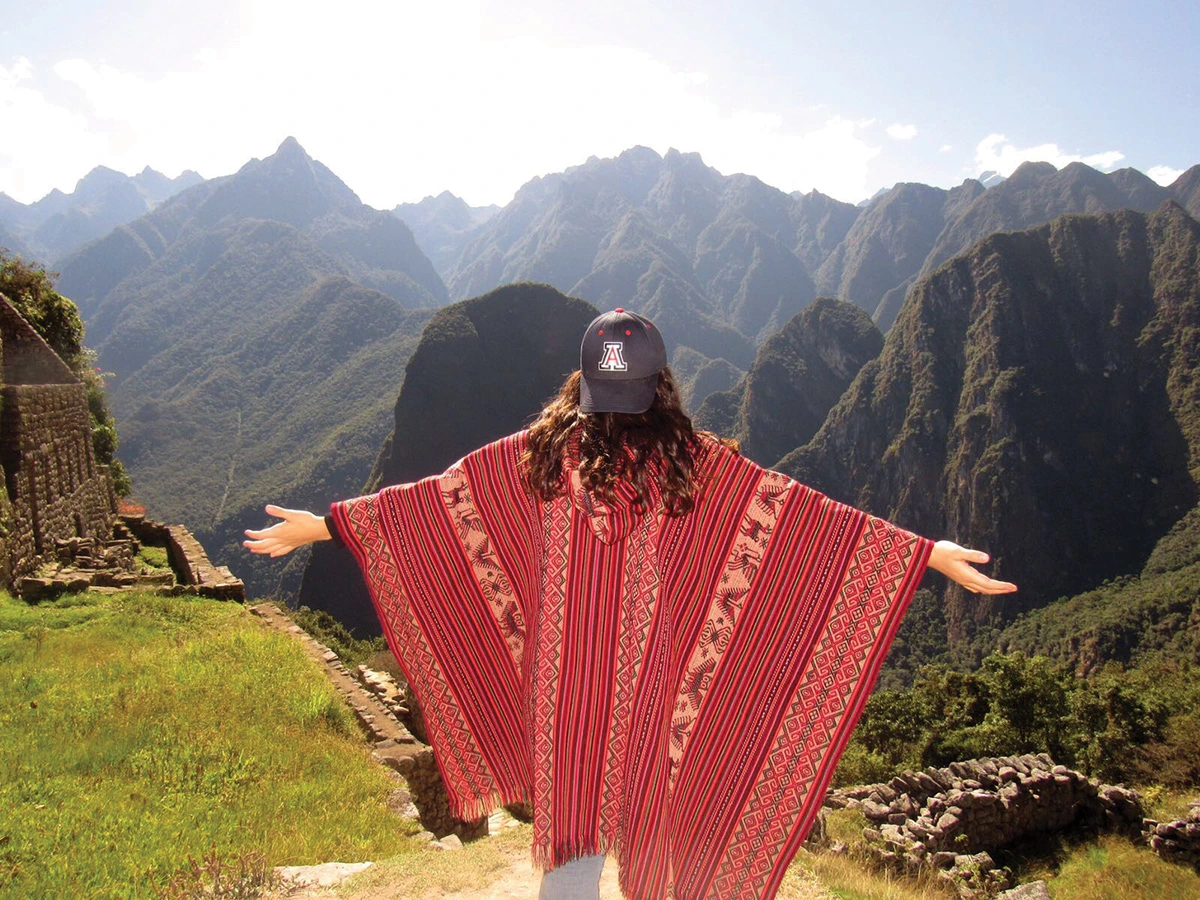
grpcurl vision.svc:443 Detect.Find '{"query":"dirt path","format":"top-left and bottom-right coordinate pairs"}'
top-left (265, 821), bottom-right (834, 900)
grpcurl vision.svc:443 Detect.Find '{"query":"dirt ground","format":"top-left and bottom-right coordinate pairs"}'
top-left (264, 816), bottom-right (834, 900)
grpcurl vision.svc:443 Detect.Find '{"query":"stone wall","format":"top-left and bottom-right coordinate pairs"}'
top-left (121, 514), bottom-right (245, 600)
top-left (0, 293), bottom-right (116, 584)
top-left (1143, 802), bottom-right (1200, 870)
top-left (0, 383), bottom-right (115, 580)
top-left (821, 754), bottom-right (1144, 898)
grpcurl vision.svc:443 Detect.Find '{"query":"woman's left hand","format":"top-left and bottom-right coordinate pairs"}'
top-left (928, 540), bottom-right (1017, 594)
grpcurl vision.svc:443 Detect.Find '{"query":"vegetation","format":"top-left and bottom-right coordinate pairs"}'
top-left (782, 204), bottom-right (1200, 662)
top-left (0, 588), bottom-right (421, 899)
top-left (285, 602), bottom-right (388, 670)
top-left (0, 252), bottom-right (131, 495)
top-left (135, 544), bottom-right (171, 573)
top-left (812, 809), bottom-right (1200, 900)
top-left (835, 649), bottom-right (1200, 789)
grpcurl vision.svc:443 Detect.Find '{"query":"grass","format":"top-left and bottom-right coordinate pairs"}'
top-left (1036, 833), bottom-right (1200, 899)
top-left (135, 544), bottom-right (172, 573)
top-left (0, 588), bottom-right (422, 900)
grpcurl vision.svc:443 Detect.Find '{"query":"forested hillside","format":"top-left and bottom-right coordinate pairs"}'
top-left (779, 202), bottom-right (1200, 652)
top-left (50, 138), bottom-right (449, 599)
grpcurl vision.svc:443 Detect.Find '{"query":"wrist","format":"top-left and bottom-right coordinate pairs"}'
top-left (927, 540), bottom-right (950, 574)
top-left (309, 511), bottom-right (332, 542)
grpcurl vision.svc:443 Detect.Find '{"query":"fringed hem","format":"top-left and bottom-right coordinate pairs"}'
top-left (449, 783), bottom-right (532, 824)
top-left (530, 830), bottom-right (625, 874)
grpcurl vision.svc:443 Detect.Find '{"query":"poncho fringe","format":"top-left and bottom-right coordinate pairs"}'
top-left (330, 428), bottom-right (932, 900)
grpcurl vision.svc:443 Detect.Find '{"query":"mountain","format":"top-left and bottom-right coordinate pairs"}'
top-left (298, 283), bottom-right (597, 635)
top-left (50, 138), bottom-right (451, 599)
top-left (441, 146), bottom-right (860, 393)
top-left (0, 218), bottom-right (30, 259)
top-left (1171, 165), bottom-right (1200, 219)
top-left (114, 274), bottom-right (433, 599)
top-left (693, 297), bottom-right (882, 466)
top-left (819, 161), bottom-right (1184, 332)
top-left (393, 190), bottom-right (500, 281)
top-left (779, 202), bottom-right (1200, 654)
top-left (816, 179), bottom-right (985, 327)
top-left (58, 137), bottom-right (446, 369)
top-left (0, 165), bottom-right (203, 262)
top-left (995, 505), bottom-right (1200, 674)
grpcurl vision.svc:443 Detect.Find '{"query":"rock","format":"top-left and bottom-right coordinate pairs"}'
top-left (275, 861), bottom-right (373, 887)
top-left (861, 799), bottom-right (891, 821)
top-left (432, 834), bottom-right (463, 850)
top-left (998, 881), bottom-right (1051, 899)
top-left (936, 812), bottom-right (961, 832)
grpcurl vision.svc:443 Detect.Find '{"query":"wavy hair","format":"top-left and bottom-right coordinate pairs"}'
top-left (521, 368), bottom-right (737, 516)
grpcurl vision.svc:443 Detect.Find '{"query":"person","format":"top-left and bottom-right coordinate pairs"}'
top-left (244, 307), bottom-right (1016, 900)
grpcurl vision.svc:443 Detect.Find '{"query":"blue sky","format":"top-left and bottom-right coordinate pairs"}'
top-left (1, 0), bottom-right (1195, 208)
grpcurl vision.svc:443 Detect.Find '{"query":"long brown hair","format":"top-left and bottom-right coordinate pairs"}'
top-left (521, 368), bottom-right (737, 516)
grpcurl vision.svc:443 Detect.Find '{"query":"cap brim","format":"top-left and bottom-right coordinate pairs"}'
top-left (580, 373), bottom-right (659, 414)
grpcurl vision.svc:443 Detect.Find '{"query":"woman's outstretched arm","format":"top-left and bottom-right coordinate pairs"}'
top-left (243, 504), bottom-right (332, 556)
top-left (927, 540), bottom-right (1017, 594)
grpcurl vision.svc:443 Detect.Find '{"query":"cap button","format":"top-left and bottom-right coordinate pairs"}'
top-left (615, 307), bottom-right (625, 313)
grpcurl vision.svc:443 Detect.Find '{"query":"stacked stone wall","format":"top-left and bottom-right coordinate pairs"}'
top-left (0, 383), bottom-right (115, 579)
top-left (1143, 802), bottom-right (1200, 869)
top-left (821, 754), bottom-right (1144, 897)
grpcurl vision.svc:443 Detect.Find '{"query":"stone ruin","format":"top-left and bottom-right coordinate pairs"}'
top-left (1143, 801), bottom-right (1200, 870)
top-left (17, 513), bottom-right (245, 602)
top-left (0, 292), bottom-right (116, 585)
top-left (818, 753), bottom-right (1144, 897)
top-left (355, 664), bottom-right (531, 834)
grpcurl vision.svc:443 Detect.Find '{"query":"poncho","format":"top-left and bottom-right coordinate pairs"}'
top-left (329, 426), bottom-right (932, 899)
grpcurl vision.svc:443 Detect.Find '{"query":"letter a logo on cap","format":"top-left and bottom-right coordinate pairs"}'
top-left (598, 341), bottom-right (627, 371)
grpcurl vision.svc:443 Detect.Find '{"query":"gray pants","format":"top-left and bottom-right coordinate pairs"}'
top-left (538, 853), bottom-right (606, 899)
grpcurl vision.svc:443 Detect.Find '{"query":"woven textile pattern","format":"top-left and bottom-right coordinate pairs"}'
top-left (330, 428), bottom-right (932, 899)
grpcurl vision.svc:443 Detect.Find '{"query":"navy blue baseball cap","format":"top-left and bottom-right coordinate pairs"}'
top-left (579, 307), bottom-right (668, 414)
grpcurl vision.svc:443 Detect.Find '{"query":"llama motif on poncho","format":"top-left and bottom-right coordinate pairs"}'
top-left (330, 428), bottom-right (932, 900)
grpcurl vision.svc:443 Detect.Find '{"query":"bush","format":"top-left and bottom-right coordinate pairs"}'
top-left (841, 650), bottom-right (1196, 785)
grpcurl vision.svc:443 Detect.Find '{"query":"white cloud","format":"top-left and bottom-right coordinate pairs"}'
top-left (886, 123), bottom-right (917, 140)
top-left (1147, 164), bottom-right (1184, 186)
top-left (973, 133), bottom-right (1125, 177)
top-left (939, 144), bottom-right (953, 153)
top-left (0, 0), bottom-right (887, 207)
top-left (0, 57), bottom-right (108, 202)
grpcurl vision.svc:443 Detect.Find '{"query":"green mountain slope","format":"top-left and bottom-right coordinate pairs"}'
top-left (444, 146), bottom-right (856, 391)
top-left (298, 282), bottom-right (597, 636)
top-left (780, 202), bottom-right (1200, 651)
top-left (995, 506), bottom-right (1200, 673)
top-left (47, 138), bottom-right (451, 600)
top-left (694, 297), bottom-right (882, 465)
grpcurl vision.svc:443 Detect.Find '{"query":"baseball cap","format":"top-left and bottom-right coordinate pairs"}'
top-left (579, 307), bottom-right (668, 414)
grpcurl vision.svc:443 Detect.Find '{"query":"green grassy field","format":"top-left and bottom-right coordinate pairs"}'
top-left (0, 589), bottom-right (421, 900)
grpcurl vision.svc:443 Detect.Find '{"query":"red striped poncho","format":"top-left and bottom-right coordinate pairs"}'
top-left (329, 427), bottom-right (932, 899)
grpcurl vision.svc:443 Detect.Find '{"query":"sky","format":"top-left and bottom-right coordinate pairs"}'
top-left (1, 0), bottom-right (1196, 209)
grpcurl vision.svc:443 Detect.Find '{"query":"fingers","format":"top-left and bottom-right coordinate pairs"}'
top-left (957, 571), bottom-right (1018, 594)
top-left (265, 504), bottom-right (307, 518)
top-left (243, 537), bottom-right (294, 556)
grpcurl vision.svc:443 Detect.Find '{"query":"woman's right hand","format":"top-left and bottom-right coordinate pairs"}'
top-left (243, 504), bottom-right (330, 556)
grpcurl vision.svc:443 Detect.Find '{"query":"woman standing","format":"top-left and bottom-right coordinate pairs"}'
top-left (244, 307), bottom-right (1015, 900)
